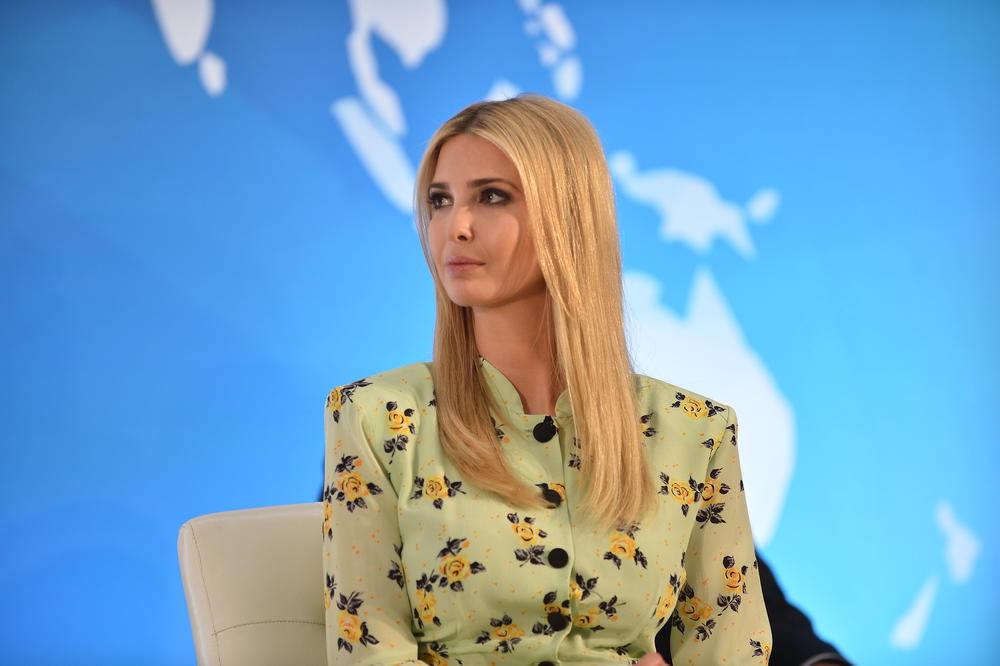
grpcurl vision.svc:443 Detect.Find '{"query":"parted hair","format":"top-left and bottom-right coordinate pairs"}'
top-left (413, 93), bottom-right (657, 533)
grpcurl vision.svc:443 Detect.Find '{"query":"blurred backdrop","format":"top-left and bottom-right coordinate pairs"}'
top-left (1, 0), bottom-right (997, 664)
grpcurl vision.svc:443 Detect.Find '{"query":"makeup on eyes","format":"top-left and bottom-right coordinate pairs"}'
top-left (427, 186), bottom-right (511, 210)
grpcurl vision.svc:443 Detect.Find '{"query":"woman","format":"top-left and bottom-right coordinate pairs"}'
top-left (322, 94), bottom-right (772, 665)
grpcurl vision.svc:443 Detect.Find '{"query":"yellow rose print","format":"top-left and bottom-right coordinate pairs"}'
top-left (411, 585), bottom-right (442, 628)
top-left (326, 387), bottom-right (343, 413)
top-left (536, 481), bottom-right (567, 508)
top-left (658, 472), bottom-right (700, 516)
top-left (680, 597), bottom-right (712, 624)
top-left (655, 591), bottom-right (674, 619)
top-left (492, 622), bottom-right (525, 640)
top-left (329, 581), bottom-right (379, 654)
top-left (337, 609), bottom-right (362, 642)
top-left (507, 513), bottom-right (550, 566)
top-left (603, 521), bottom-right (648, 569)
top-left (417, 642), bottom-right (455, 666)
top-left (654, 573), bottom-right (682, 625)
top-left (719, 555), bottom-right (749, 612)
top-left (682, 397), bottom-right (706, 419)
top-left (415, 588), bottom-right (438, 625)
top-left (327, 455), bottom-right (383, 513)
top-left (322, 500), bottom-right (333, 539)
top-left (669, 391), bottom-right (726, 419)
top-left (411, 474), bottom-right (467, 509)
top-left (338, 470), bottom-right (368, 502)
top-left (382, 400), bottom-right (415, 462)
top-left (475, 613), bottom-right (524, 653)
top-left (608, 532), bottom-right (637, 558)
top-left (326, 378), bottom-right (370, 423)
top-left (439, 554), bottom-right (470, 581)
top-left (671, 581), bottom-right (719, 641)
top-left (539, 590), bottom-right (571, 632)
top-left (420, 652), bottom-right (448, 666)
top-left (750, 638), bottom-right (772, 663)
top-left (384, 400), bottom-right (415, 434)
top-left (513, 521), bottom-right (540, 545)
top-left (699, 467), bottom-right (730, 503)
top-left (424, 476), bottom-right (448, 500)
top-left (724, 566), bottom-right (745, 593)
top-left (670, 480), bottom-right (694, 504)
top-left (430, 536), bottom-right (486, 592)
top-left (539, 482), bottom-right (566, 502)
top-left (574, 607), bottom-right (601, 628)
top-left (543, 601), bottom-right (565, 615)
top-left (386, 408), bottom-right (411, 434)
top-left (418, 644), bottom-right (451, 666)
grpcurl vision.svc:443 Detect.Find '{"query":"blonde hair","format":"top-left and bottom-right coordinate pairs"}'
top-left (414, 94), bottom-right (656, 533)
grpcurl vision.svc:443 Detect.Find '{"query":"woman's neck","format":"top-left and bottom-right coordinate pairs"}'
top-left (472, 291), bottom-right (561, 417)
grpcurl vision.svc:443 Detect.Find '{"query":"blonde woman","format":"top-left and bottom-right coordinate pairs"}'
top-left (322, 94), bottom-right (772, 665)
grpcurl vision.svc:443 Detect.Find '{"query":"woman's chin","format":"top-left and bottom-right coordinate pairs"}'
top-left (444, 287), bottom-right (493, 308)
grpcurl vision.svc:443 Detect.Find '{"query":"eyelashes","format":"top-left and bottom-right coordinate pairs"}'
top-left (427, 187), bottom-right (510, 210)
top-left (427, 192), bottom-right (450, 209)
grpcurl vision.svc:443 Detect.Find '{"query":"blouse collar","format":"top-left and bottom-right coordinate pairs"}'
top-left (477, 354), bottom-right (574, 423)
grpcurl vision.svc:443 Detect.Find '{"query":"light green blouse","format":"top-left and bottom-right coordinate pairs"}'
top-left (322, 356), bottom-right (772, 665)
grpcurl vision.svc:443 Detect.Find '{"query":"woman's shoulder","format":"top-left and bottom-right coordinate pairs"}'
top-left (327, 360), bottom-right (435, 411)
top-left (632, 371), bottom-right (734, 422)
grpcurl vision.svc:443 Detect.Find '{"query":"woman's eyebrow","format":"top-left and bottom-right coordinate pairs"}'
top-left (429, 177), bottom-right (521, 192)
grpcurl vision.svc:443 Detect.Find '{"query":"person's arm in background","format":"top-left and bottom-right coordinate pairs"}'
top-left (755, 554), bottom-right (853, 666)
top-left (322, 383), bottom-right (429, 665)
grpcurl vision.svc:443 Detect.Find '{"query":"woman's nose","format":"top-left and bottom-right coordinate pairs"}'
top-left (450, 205), bottom-right (474, 241)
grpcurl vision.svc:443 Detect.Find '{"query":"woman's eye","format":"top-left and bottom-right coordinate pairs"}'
top-left (482, 188), bottom-right (508, 205)
top-left (427, 192), bottom-right (451, 209)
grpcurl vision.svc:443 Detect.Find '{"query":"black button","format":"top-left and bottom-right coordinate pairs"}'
top-left (547, 612), bottom-right (569, 631)
top-left (541, 487), bottom-right (563, 507)
top-left (538, 662), bottom-right (556, 666)
top-left (533, 416), bottom-right (557, 442)
top-left (547, 547), bottom-right (568, 568)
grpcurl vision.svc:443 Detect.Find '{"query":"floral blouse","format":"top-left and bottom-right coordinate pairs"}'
top-left (322, 356), bottom-right (772, 665)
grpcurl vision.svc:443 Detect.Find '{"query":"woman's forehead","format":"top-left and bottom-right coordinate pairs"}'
top-left (432, 134), bottom-right (520, 185)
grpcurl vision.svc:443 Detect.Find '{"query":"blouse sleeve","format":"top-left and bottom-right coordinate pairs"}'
top-left (670, 406), bottom-right (773, 665)
top-left (322, 385), bottom-right (428, 666)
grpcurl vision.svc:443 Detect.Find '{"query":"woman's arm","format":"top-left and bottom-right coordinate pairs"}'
top-left (669, 406), bottom-right (773, 664)
top-left (322, 383), bottom-right (429, 666)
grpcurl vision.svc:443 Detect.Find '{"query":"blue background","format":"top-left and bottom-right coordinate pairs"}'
top-left (1, 1), bottom-right (997, 664)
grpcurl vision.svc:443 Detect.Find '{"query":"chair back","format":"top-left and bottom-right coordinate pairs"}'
top-left (177, 502), bottom-right (325, 666)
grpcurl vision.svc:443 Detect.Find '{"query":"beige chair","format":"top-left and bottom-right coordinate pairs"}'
top-left (178, 502), bottom-right (326, 666)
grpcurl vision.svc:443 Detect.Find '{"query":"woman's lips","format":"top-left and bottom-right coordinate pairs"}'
top-left (445, 262), bottom-right (483, 275)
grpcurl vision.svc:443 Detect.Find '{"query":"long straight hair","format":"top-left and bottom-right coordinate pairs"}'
top-left (414, 94), bottom-right (657, 533)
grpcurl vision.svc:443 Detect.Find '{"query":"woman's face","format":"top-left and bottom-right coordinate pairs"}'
top-left (426, 133), bottom-right (545, 308)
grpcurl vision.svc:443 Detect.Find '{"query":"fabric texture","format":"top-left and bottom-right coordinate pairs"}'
top-left (656, 553), bottom-right (851, 666)
top-left (322, 356), bottom-right (772, 665)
